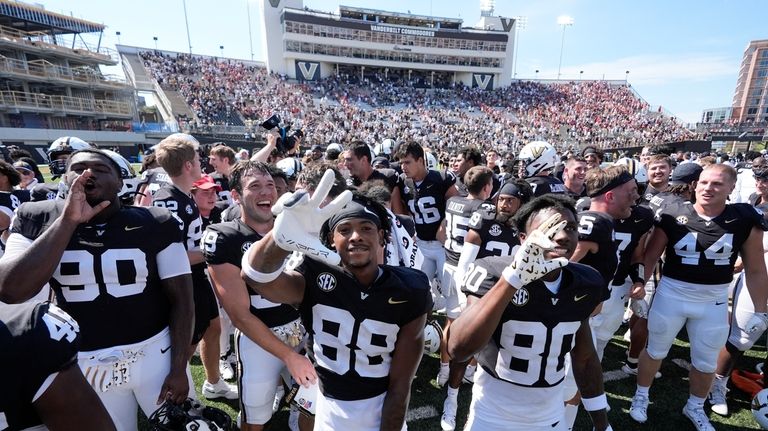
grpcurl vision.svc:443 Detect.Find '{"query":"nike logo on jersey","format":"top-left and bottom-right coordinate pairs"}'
top-left (160, 346), bottom-right (171, 354)
top-left (124, 226), bottom-right (142, 231)
top-left (388, 298), bottom-right (408, 304)
top-left (574, 294), bottom-right (588, 302)
top-left (725, 219), bottom-right (737, 224)
top-left (634, 219), bottom-right (644, 223)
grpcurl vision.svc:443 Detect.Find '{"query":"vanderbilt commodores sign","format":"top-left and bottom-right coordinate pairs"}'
top-left (295, 61), bottom-right (320, 81)
top-left (472, 73), bottom-right (494, 90)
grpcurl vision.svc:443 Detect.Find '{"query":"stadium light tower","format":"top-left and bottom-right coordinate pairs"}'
top-left (556, 15), bottom-right (574, 80)
top-left (220, 45), bottom-right (224, 57)
top-left (246, 0), bottom-right (254, 61)
top-left (625, 70), bottom-right (630, 84)
top-left (115, 31), bottom-right (121, 45)
top-left (153, 36), bottom-right (158, 50)
top-left (512, 16), bottom-right (528, 79)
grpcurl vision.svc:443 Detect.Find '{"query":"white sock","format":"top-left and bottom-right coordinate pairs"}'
top-left (626, 356), bottom-right (639, 365)
top-left (687, 394), bottom-right (706, 409)
top-left (564, 403), bottom-right (579, 430)
top-left (447, 386), bottom-right (459, 401)
top-left (635, 385), bottom-right (650, 397)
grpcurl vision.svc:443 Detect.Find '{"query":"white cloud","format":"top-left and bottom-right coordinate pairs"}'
top-left (537, 53), bottom-right (738, 85)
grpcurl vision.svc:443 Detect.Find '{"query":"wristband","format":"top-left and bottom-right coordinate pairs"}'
top-left (629, 263), bottom-right (644, 284)
top-left (582, 394), bottom-right (608, 411)
top-left (241, 247), bottom-right (285, 283)
top-left (501, 265), bottom-right (522, 289)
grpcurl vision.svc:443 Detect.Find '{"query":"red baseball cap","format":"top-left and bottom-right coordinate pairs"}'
top-left (192, 175), bottom-right (222, 191)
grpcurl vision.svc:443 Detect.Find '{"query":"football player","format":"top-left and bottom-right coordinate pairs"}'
top-left (207, 143), bottom-right (236, 207)
top-left (203, 161), bottom-right (315, 431)
top-left (0, 148), bottom-right (193, 430)
top-left (562, 156), bottom-right (588, 201)
top-left (0, 161), bottom-right (29, 251)
top-left (629, 164), bottom-right (768, 431)
top-left (342, 142), bottom-right (401, 208)
top-left (243, 172), bottom-right (432, 430)
top-left (640, 154), bottom-right (672, 204)
top-left (447, 194), bottom-right (611, 431)
top-left (0, 301), bottom-right (116, 430)
top-left (395, 142), bottom-right (458, 310)
top-left (450, 146), bottom-right (482, 197)
top-left (582, 147), bottom-right (603, 170)
top-left (517, 141), bottom-right (567, 197)
top-left (153, 135), bottom-right (237, 401)
top-left (708, 166), bottom-right (768, 416)
top-left (439, 166), bottom-right (495, 430)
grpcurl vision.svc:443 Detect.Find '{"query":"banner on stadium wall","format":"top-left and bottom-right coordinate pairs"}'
top-left (472, 73), bottom-right (494, 90)
top-left (295, 61), bottom-right (320, 81)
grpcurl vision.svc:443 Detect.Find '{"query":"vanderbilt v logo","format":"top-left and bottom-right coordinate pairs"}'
top-left (500, 17), bottom-right (514, 32)
top-left (473, 74), bottom-right (492, 90)
top-left (297, 62), bottom-right (318, 80)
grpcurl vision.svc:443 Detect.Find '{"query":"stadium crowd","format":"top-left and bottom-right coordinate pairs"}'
top-left (140, 51), bottom-right (696, 154)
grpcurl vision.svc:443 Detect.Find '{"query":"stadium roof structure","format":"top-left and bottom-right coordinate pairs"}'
top-left (339, 5), bottom-right (462, 30)
top-left (0, 0), bottom-right (105, 35)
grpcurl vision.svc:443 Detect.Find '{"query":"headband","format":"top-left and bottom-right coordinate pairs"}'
top-left (327, 200), bottom-right (382, 232)
top-left (588, 171), bottom-right (634, 198)
top-left (499, 182), bottom-right (526, 199)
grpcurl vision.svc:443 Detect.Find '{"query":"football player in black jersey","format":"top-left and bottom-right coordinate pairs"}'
top-left (0, 161), bottom-right (29, 251)
top-left (640, 154), bottom-right (671, 204)
top-left (450, 146), bottom-right (482, 197)
top-left (629, 164), bottom-right (768, 430)
top-left (0, 148), bottom-right (193, 430)
top-left (208, 143), bottom-right (236, 207)
top-left (447, 194), bottom-right (611, 431)
top-left (30, 136), bottom-right (93, 202)
top-left (342, 141), bottom-right (402, 211)
top-left (438, 166), bottom-right (495, 430)
top-left (243, 173), bottom-right (431, 431)
top-left (517, 141), bottom-right (567, 197)
top-left (153, 135), bottom-right (237, 401)
top-left (396, 142), bottom-right (457, 311)
top-left (204, 161), bottom-right (315, 431)
top-left (0, 301), bottom-right (116, 431)
top-left (562, 156), bottom-right (588, 200)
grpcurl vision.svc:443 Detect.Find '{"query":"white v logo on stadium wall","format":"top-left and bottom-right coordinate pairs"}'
top-left (500, 17), bottom-right (514, 32)
top-left (473, 74), bottom-right (492, 90)
top-left (297, 62), bottom-right (319, 81)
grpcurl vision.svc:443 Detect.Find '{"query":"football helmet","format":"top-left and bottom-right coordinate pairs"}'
top-left (425, 151), bottom-right (438, 171)
top-left (753, 388), bottom-right (768, 429)
top-left (614, 157), bottom-right (647, 184)
top-left (423, 320), bottom-right (443, 355)
top-left (101, 149), bottom-right (139, 202)
top-left (517, 141), bottom-right (558, 178)
top-left (47, 136), bottom-right (92, 177)
top-left (374, 138), bottom-right (395, 158)
top-left (276, 157), bottom-right (304, 180)
top-left (148, 399), bottom-right (233, 431)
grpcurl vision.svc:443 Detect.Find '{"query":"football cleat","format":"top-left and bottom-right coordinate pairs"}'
top-left (622, 361), bottom-right (662, 379)
top-left (440, 397), bottom-right (457, 431)
top-left (219, 359), bottom-right (235, 381)
top-left (629, 392), bottom-right (649, 423)
top-left (682, 403), bottom-right (715, 431)
top-left (708, 378), bottom-right (729, 416)
top-left (202, 379), bottom-right (238, 400)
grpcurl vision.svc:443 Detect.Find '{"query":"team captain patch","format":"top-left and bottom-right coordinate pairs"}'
top-left (317, 272), bottom-right (337, 292)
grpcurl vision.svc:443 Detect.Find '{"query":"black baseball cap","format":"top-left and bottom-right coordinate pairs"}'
top-left (669, 163), bottom-right (702, 185)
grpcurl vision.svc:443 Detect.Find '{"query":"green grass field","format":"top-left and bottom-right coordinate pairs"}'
top-left (176, 320), bottom-right (768, 431)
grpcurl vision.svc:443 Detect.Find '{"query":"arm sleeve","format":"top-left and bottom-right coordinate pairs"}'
top-left (157, 242), bottom-right (191, 279)
top-left (0, 232), bottom-right (33, 262)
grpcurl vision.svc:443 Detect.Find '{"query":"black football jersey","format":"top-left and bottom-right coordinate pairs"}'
top-left (577, 211), bottom-right (617, 296)
top-left (11, 201), bottom-right (184, 351)
top-left (138, 167), bottom-right (172, 199)
top-left (657, 202), bottom-right (768, 285)
top-left (202, 219), bottom-right (299, 328)
top-left (1, 302), bottom-right (80, 431)
top-left (0, 190), bottom-right (29, 221)
top-left (348, 168), bottom-right (398, 190)
top-left (209, 173), bottom-right (234, 207)
top-left (295, 258), bottom-right (432, 401)
top-left (647, 191), bottom-right (684, 218)
top-left (526, 176), bottom-right (567, 198)
top-left (640, 184), bottom-right (664, 206)
top-left (30, 182), bottom-right (62, 202)
top-left (444, 197), bottom-right (493, 265)
top-left (611, 205), bottom-right (654, 284)
top-left (462, 256), bottom-right (603, 388)
top-left (467, 206), bottom-right (519, 259)
top-left (153, 184), bottom-right (202, 252)
top-left (398, 170), bottom-right (456, 241)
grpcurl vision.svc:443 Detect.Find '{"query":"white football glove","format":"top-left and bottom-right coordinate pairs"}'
top-left (502, 213), bottom-right (569, 289)
top-left (271, 169), bottom-right (352, 266)
top-left (630, 298), bottom-right (649, 319)
top-left (745, 312), bottom-right (768, 335)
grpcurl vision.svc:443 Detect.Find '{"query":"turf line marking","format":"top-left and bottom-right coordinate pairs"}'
top-left (603, 369), bottom-right (629, 382)
top-left (672, 358), bottom-right (691, 371)
top-left (406, 405), bottom-right (438, 421)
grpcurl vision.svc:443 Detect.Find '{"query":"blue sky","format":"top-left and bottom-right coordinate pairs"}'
top-left (42, 0), bottom-right (765, 123)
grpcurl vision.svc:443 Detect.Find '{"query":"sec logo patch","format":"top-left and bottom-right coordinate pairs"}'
top-left (317, 272), bottom-right (337, 292)
top-left (489, 224), bottom-right (502, 237)
top-left (676, 215), bottom-right (688, 225)
top-left (241, 242), bottom-right (253, 253)
top-left (511, 287), bottom-right (529, 306)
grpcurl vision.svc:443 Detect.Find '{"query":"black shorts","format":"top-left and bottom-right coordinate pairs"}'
top-left (191, 268), bottom-right (220, 345)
